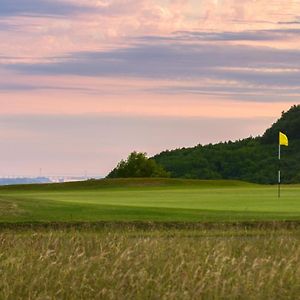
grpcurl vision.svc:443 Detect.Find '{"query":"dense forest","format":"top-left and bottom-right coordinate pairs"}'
top-left (153, 105), bottom-right (300, 184)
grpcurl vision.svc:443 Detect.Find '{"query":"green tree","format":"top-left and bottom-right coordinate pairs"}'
top-left (107, 152), bottom-right (170, 178)
top-left (153, 105), bottom-right (300, 184)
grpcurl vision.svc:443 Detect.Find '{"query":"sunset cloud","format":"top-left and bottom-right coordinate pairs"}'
top-left (3, 31), bottom-right (300, 104)
top-left (0, 0), bottom-right (93, 17)
top-left (1, 0), bottom-right (300, 175)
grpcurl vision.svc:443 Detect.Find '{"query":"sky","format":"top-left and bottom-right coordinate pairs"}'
top-left (1, 0), bottom-right (300, 177)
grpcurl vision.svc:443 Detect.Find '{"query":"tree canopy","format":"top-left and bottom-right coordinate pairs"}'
top-left (107, 152), bottom-right (170, 179)
top-left (262, 105), bottom-right (300, 143)
top-left (153, 105), bottom-right (300, 184)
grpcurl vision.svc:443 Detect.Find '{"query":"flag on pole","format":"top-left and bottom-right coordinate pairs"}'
top-left (279, 132), bottom-right (288, 146)
top-left (278, 132), bottom-right (288, 198)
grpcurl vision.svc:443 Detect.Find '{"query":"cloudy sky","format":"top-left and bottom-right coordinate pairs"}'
top-left (1, 0), bottom-right (299, 177)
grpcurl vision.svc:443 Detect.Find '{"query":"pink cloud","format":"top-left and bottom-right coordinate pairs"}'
top-left (0, 84), bottom-right (293, 119)
top-left (1, 0), bottom-right (300, 62)
top-left (1, 0), bottom-right (300, 175)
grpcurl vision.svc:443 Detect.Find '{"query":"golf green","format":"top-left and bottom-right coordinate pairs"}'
top-left (0, 179), bottom-right (299, 223)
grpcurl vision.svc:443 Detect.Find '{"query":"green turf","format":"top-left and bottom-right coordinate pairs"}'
top-left (0, 178), bottom-right (299, 223)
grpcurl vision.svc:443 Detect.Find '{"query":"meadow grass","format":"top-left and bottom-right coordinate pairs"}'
top-left (0, 179), bottom-right (300, 223)
top-left (0, 226), bottom-right (299, 299)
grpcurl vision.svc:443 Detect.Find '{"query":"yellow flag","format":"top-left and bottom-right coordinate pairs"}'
top-left (279, 132), bottom-right (288, 146)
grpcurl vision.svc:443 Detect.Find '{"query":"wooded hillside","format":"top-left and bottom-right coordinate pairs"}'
top-left (153, 105), bottom-right (300, 184)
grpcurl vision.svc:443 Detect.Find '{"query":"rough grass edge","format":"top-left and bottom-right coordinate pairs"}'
top-left (0, 220), bottom-right (300, 231)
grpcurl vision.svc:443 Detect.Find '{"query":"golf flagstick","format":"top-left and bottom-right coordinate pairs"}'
top-left (278, 143), bottom-right (281, 199)
top-left (278, 132), bottom-right (288, 199)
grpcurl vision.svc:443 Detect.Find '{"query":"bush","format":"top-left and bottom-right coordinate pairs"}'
top-left (107, 152), bottom-right (170, 178)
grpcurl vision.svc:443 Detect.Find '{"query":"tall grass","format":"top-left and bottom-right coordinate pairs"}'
top-left (0, 228), bottom-right (299, 299)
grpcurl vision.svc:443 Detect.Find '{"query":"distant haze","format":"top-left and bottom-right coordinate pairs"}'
top-left (0, 0), bottom-right (299, 176)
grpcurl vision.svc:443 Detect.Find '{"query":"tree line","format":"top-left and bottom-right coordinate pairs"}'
top-left (108, 105), bottom-right (300, 184)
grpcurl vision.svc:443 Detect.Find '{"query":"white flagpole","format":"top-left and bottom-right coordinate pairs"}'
top-left (278, 143), bottom-right (281, 198)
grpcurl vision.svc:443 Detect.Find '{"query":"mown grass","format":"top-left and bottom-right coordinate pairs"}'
top-left (0, 227), bottom-right (299, 299)
top-left (0, 179), bottom-right (300, 223)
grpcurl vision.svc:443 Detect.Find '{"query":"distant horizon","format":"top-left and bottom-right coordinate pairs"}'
top-left (1, 0), bottom-right (299, 176)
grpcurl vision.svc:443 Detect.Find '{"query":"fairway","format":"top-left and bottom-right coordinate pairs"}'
top-left (0, 179), bottom-right (300, 223)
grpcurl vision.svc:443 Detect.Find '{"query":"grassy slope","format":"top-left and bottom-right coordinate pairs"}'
top-left (0, 178), bottom-right (300, 223)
